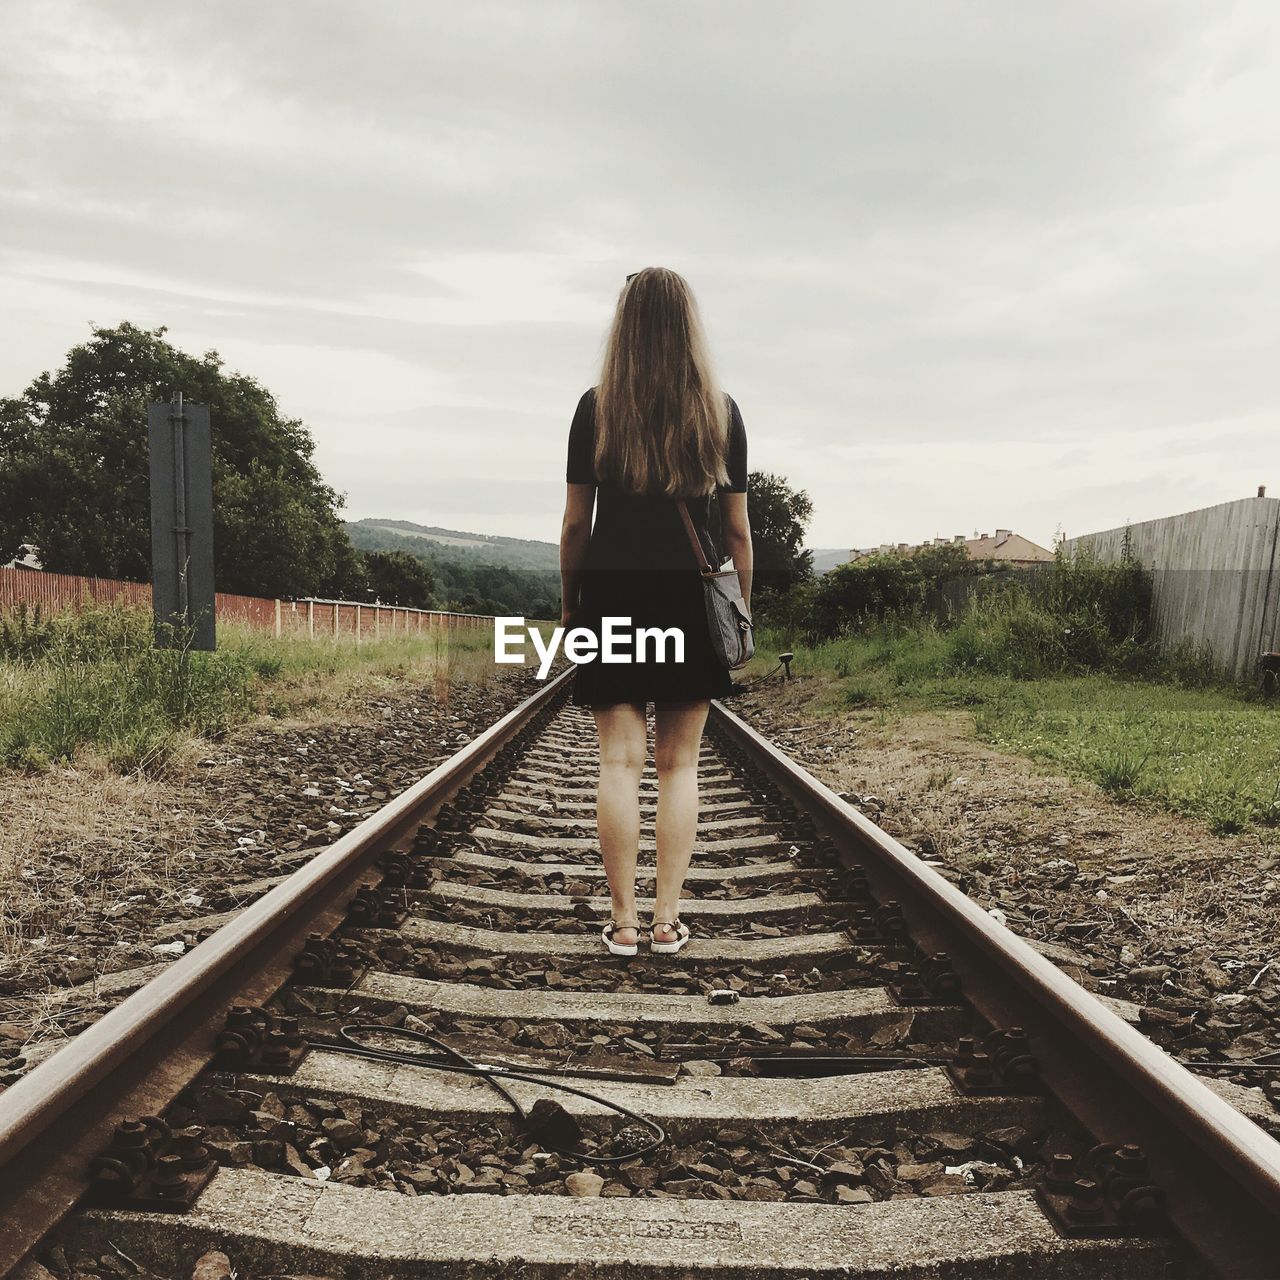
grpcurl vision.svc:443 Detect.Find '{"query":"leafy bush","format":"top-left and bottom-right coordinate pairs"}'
top-left (0, 602), bottom-right (54, 660)
top-left (774, 535), bottom-right (1218, 685)
top-left (0, 598), bottom-right (152, 663)
top-left (802, 543), bottom-right (972, 638)
top-left (0, 601), bottom-right (495, 774)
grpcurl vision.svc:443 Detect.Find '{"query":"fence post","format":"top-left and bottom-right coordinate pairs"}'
top-left (333, 602), bottom-right (339, 639)
top-left (355, 603), bottom-right (361, 647)
top-left (307, 600), bottom-right (314, 639)
top-left (274, 599), bottom-right (282, 638)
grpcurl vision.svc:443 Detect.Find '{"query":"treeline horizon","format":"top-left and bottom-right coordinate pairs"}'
top-left (0, 322), bottom-right (815, 619)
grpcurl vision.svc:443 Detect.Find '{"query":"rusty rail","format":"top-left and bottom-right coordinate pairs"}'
top-left (3, 669), bottom-right (1276, 1276)
top-left (0, 667), bottom-right (573, 1276)
top-left (708, 697), bottom-right (1280, 1279)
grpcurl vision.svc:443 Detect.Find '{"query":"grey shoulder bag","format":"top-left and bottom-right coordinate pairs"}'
top-left (676, 498), bottom-right (755, 670)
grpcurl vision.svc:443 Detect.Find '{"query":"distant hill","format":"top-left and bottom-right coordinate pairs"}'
top-left (808, 547), bottom-right (852, 574)
top-left (345, 518), bottom-right (559, 618)
top-left (347, 519), bottom-right (560, 571)
top-left (350, 519), bottom-right (853, 586)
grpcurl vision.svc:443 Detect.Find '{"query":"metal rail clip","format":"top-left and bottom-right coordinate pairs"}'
top-left (945, 1027), bottom-right (1041, 1094)
top-left (213, 1004), bottom-right (310, 1075)
top-left (1035, 1142), bottom-right (1167, 1237)
top-left (85, 1116), bottom-right (216, 1212)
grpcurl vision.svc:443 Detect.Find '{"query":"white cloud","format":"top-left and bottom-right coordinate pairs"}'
top-left (2, 0), bottom-right (1277, 549)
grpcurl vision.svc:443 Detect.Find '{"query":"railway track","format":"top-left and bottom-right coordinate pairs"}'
top-left (1, 665), bottom-right (1278, 1278)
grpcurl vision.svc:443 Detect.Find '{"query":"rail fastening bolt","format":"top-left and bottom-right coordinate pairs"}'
top-left (1046, 1152), bottom-right (1076, 1192)
top-left (1066, 1177), bottom-right (1106, 1222)
top-left (151, 1154), bottom-right (188, 1199)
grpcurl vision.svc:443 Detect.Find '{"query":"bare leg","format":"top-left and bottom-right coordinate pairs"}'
top-left (591, 702), bottom-right (648, 946)
top-left (652, 699), bottom-right (711, 941)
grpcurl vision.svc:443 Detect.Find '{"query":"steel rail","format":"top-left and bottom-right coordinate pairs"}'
top-left (709, 697), bottom-right (1280, 1279)
top-left (0, 666), bottom-right (573, 1277)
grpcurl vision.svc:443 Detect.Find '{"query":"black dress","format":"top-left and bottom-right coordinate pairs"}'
top-left (565, 386), bottom-right (748, 708)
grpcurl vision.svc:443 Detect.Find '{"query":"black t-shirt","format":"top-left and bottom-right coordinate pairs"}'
top-left (565, 386), bottom-right (747, 571)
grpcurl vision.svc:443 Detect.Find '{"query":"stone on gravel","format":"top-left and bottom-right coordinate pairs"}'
top-left (680, 1059), bottom-right (722, 1077)
top-left (979, 1126), bottom-right (1039, 1165)
top-left (836, 1185), bottom-right (874, 1204)
top-left (322, 1117), bottom-right (364, 1151)
top-left (12, 1262), bottom-right (59, 1280)
top-left (921, 1173), bottom-right (969, 1196)
top-left (919, 1131), bottom-right (974, 1159)
top-left (201, 1086), bottom-right (250, 1124)
top-left (191, 1252), bottom-right (233, 1280)
top-left (1128, 965), bottom-right (1171, 983)
top-left (564, 1170), bottom-right (605, 1196)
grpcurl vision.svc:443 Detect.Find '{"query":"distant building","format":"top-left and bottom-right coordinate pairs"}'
top-left (849, 530), bottom-right (1053, 567)
top-left (1, 543), bottom-right (42, 570)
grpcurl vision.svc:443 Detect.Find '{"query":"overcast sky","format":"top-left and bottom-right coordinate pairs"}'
top-left (3, 1), bottom-right (1277, 552)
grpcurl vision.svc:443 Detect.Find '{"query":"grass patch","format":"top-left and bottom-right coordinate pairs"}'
top-left (840, 681), bottom-right (880, 709)
top-left (976, 679), bottom-right (1280, 835)
top-left (0, 603), bottom-right (496, 774)
top-left (1086, 742), bottom-right (1153, 797)
top-left (745, 619), bottom-right (1280, 836)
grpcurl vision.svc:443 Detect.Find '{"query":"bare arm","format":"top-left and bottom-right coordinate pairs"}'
top-left (719, 491), bottom-right (753, 615)
top-left (559, 482), bottom-right (596, 625)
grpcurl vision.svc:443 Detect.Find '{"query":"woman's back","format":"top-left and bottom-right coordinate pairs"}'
top-left (565, 385), bottom-right (748, 572)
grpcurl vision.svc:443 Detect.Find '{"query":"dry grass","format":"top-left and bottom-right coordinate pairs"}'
top-left (0, 755), bottom-right (220, 995)
top-left (0, 602), bottom-right (501, 774)
top-left (248, 627), bottom-right (497, 727)
top-left (0, 625), bottom-right (504, 1038)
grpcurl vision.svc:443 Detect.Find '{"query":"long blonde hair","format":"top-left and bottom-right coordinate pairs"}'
top-left (593, 267), bottom-right (729, 497)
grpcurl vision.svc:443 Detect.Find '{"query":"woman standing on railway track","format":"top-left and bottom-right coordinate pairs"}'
top-left (558, 266), bottom-right (753, 958)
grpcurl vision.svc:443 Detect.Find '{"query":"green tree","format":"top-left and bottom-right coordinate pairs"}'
top-left (362, 550), bottom-right (436, 608)
top-left (804, 541), bottom-right (972, 638)
top-left (0, 322), bottom-right (359, 599)
top-left (736, 470), bottom-right (813, 599)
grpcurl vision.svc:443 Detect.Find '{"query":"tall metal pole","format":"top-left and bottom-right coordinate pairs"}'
top-left (149, 394), bottom-right (214, 649)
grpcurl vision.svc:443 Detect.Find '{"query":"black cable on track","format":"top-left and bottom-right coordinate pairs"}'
top-left (313, 1024), bottom-right (667, 1164)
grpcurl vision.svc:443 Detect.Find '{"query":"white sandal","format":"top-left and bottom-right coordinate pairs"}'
top-left (601, 919), bottom-right (641, 956)
top-left (649, 919), bottom-right (690, 954)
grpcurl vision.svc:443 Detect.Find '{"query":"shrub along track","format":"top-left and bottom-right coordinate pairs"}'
top-left (0, 667), bottom-right (1277, 1278)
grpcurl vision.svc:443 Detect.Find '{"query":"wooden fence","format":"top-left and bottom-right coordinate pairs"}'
top-left (1065, 493), bottom-right (1280, 681)
top-left (0, 567), bottom-right (493, 640)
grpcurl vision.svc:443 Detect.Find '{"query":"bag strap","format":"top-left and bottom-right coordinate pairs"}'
top-left (676, 498), bottom-right (715, 575)
top-left (673, 395), bottom-right (734, 576)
